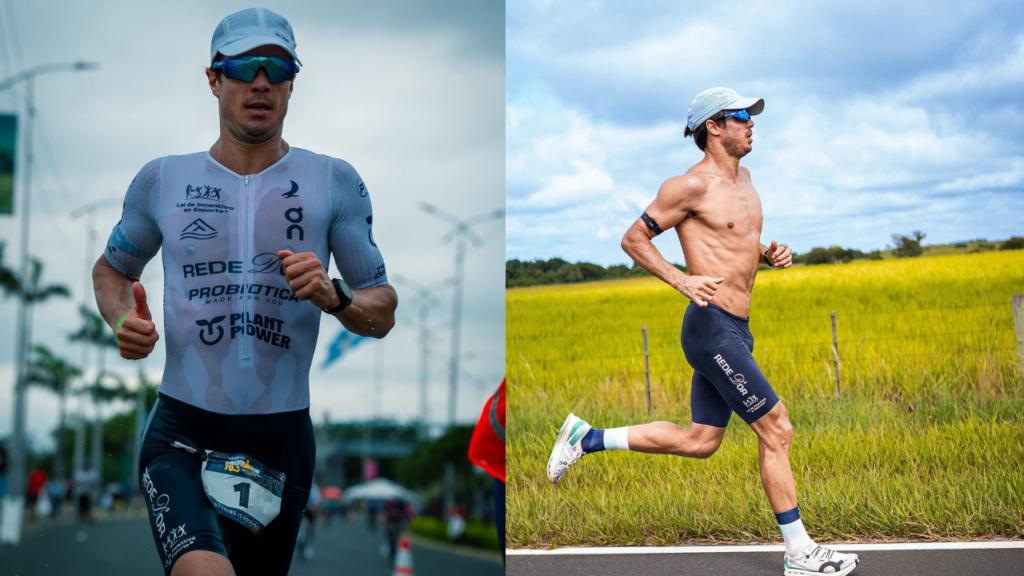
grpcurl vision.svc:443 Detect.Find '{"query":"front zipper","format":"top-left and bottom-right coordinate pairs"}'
top-left (240, 174), bottom-right (252, 366)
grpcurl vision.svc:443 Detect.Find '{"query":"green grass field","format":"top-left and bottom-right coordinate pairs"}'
top-left (507, 250), bottom-right (1024, 547)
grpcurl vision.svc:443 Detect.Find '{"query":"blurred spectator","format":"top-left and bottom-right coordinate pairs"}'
top-left (46, 478), bottom-right (65, 518)
top-left (468, 379), bottom-right (505, 561)
top-left (27, 468), bottom-right (48, 519)
top-left (74, 462), bottom-right (99, 521)
top-left (384, 499), bottom-right (408, 562)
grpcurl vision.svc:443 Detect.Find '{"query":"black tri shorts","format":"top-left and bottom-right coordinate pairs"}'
top-left (681, 302), bottom-right (780, 427)
top-left (139, 393), bottom-right (314, 575)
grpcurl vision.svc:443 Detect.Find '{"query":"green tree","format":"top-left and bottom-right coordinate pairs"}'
top-left (999, 236), bottom-right (1024, 251)
top-left (891, 230), bottom-right (926, 258)
top-left (69, 306), bottom-right (120, 483)
top-left (25, 345), bottom-right (81, 481)
top-left (0, 242), bottom-right (17, 294)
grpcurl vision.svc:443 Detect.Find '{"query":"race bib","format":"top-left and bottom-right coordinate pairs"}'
top-left (200, 451), bottom-right (286, 535)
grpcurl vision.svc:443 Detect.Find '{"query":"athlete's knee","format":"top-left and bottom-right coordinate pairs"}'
top-left (754, 404), bottom-right (792, 451)
top-left (691, 437), bottom-right (721, 459)
top-left (685, 424), bottom-right (725, 459)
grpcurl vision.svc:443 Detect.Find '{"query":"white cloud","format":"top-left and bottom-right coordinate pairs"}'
top-left (508, 1), bottom-right (1024, 263)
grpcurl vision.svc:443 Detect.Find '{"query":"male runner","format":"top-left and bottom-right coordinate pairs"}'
top-left (546, 87), bottom-right (859, 576)
top-left (93, 8), bottom-right (397, 576)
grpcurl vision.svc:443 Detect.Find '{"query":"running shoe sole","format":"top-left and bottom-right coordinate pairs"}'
top-left (784, 556), bottom-right (858, 576)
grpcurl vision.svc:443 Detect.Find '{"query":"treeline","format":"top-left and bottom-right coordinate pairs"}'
top-left (506, 258), bottom-right (688, 288)
top-left (795, 246), bottom-right (883, 265)
top-left (508, 234), bottom-right (1024, 288)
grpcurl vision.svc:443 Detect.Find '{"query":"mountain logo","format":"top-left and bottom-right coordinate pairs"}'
top-left (180, 218), bottom-right (218, 241)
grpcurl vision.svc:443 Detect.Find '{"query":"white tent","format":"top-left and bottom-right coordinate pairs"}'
top-left (341, 478), bottom-right (419, 505)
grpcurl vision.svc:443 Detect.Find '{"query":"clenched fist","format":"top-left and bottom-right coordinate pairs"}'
top-left (764, 240), bottom-right (792, 269)
top-left (277, 250), bottom-right (339, 309)
top-left (681, 275), bottom-right (725, 307)
top-left (117, 282), bottom-right (160, 360)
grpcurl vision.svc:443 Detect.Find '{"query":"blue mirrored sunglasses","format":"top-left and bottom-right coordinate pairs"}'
top-left (721, 109), bottom-right (751, 122)
top-left (211, 56), bottom-right (300, 83)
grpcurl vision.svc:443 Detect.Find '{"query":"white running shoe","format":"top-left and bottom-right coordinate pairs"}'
top-left (546, 413), bottom-right (592, 484)
top-left (784, 544), bottom-right (859, 575)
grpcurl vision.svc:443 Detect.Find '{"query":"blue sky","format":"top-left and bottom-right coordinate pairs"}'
top-left (0, 0), bottom-right (504, 450)
top-left (507, 0), bottom-right (1024, 266)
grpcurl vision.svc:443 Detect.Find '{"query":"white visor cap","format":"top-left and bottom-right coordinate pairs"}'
top-left (687, 87), bottom-right (764, 132)
top-left (211, 7), bottom-right (301, 66)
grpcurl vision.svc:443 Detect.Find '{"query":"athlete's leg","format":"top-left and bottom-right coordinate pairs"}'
top-left (624, 421), bottom-right (726, 458)
top-left (749, 402), bottom-right (796, 513)
top-left (619, 369), bottom-right (729, 458)
top-left (171, 551), bottom-right (235, 576)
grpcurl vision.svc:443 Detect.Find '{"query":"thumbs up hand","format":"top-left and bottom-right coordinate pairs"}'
top-left (116, 281), bottom-right (160, 360)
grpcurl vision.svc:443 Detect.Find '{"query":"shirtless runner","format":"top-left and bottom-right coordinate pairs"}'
top-left (545, 87), bottom-right (859, 576)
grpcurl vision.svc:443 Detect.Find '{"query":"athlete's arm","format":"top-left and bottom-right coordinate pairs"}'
top-left (94, 256), bottom-right (159, 359)
top-left (622, 175), bottom-right (724, 306)
top-left (95, 159), bottom-right (163, 359)
top-left (277, 250), bottom-right (397, 338)
top-left (332, 284), bottom-right (397, 337)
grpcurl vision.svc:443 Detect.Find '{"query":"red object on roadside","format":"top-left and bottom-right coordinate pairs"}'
top-left (468, 379), bottom-right (505, 483)
top-left (28, 469), bottom-right (48, 498)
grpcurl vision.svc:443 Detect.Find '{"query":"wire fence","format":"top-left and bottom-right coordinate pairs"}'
top-left (509, 297), bottom-right (1024, 397)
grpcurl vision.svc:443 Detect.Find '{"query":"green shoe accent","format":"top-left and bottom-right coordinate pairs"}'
top-left (567, 420), bottom-right (587, 446)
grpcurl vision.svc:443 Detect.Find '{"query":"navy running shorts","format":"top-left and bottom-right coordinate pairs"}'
top-left (681, 302), bottom-right (780, 427)
top-left (138, 393), bottom-right (314, 575)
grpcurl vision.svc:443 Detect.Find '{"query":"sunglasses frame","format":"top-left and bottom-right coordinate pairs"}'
top-left (211, 55), bottom-right (300, 83)
top-left (720, 109), bottom-right (751, 122)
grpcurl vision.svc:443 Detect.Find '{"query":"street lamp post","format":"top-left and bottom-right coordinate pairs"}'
top-left (393, 274), bottom-right (454, 440)
top-left (0, 60), bottom-right (100, 546)
top-left (418, 203), bottom-right (504, 426)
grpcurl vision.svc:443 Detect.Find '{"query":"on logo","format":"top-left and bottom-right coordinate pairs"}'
top-left (366, 215), bottom-right (376, 247)
top-left (196, 316), bottom-right (226, 345)
top-left (285, 207), bottom-right (304, 241)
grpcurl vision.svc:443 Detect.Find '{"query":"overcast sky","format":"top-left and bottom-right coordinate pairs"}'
top-left (0, 0), bottom-right (505, 451)
top-left (507, 0), bottom-right (1024, 266)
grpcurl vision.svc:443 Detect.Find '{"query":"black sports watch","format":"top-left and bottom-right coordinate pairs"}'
top-left (321, 278), bottom-right (353, 314)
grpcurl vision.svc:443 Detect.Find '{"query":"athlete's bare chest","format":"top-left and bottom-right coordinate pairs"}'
top-left (693, 180), bottom-right (763, 238)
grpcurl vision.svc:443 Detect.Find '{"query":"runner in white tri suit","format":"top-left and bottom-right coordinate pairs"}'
top-left (92, 8), bottom-right (397, 576)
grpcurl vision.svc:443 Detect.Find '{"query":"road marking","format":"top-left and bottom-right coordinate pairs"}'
top-left (507, 541), bottom-right (1024, 555)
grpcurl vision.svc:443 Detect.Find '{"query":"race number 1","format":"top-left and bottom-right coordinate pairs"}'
top-left (200, 451), bottom-right (286, 535)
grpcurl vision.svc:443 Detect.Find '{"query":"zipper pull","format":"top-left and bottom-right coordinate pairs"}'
top-left (245, 175), bottom-right (249, 185)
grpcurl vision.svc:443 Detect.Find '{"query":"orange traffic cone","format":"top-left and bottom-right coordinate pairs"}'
top-left (393, 535), bottom-right (414, 575)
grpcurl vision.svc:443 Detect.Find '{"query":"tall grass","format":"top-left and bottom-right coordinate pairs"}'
top-left (507, 251), bottom-right (1024, 547)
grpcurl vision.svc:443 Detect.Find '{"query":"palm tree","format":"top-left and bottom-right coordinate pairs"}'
top-left (3, 253), bottom-right (71, 508)
top-left (0, 241), bottom-right (17, 294)
top-left (25, 345), bottom-right (81, 482)
top-left (69, 306), bottom-right (120, 486)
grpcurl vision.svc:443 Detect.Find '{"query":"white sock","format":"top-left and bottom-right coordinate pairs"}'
top-left (780, 518), bottom-right (814, 557)
top-left (603, 426), bottom-right (630, 451)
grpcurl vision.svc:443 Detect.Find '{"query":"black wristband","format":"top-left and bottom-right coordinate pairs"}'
top-left (763, 249), bottom-right (775, 267)
top-left (321, 278), bottom-right (353, 314)
top-left (641, 212), bottom-right (664, 236)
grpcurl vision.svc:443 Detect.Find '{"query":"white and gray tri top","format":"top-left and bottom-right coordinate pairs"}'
top-left (104, 148), bottom-right (388, 415)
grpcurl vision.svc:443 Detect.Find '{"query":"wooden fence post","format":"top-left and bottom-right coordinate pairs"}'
top-left (831, 311), bottom-right (841, 400)
top-left (643, 324), bottom-right (651, 415)
top-left (1013, 295), bottom-right (1024, 387)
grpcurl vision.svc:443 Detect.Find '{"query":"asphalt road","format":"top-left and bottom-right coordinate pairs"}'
top-left (0, 514), bottom-right (502, 575)
top-left (508, 547), bottom-right (1024, 576)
